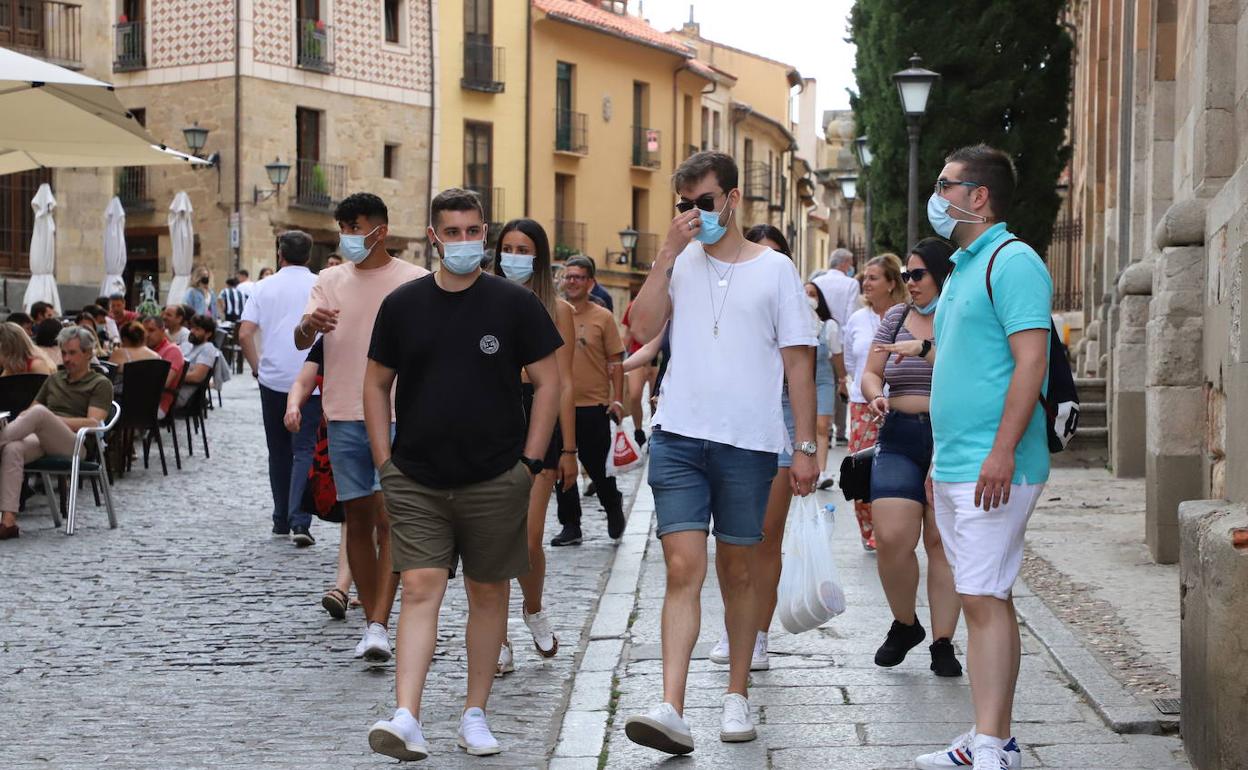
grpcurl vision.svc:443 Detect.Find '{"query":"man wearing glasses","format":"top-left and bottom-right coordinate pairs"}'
top-left (549, 256), bottom-right (627, 546)
top-left (622, 152), bottom-right (818, 755)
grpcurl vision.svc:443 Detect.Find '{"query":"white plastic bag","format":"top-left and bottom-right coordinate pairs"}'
top-left (605, 415), bottom-right (644, 477)
top-left (777, 496), bottom-right (846, 634)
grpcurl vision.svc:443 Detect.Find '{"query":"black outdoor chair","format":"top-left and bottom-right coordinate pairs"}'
top-left (0, 373), bottom-right (48, 415)
top-left (162, 366), bottom-right (212, 462)
top-left (24, 401), bottom-right (122, 535)
top-left (115, 358), bottom-right (172, 476)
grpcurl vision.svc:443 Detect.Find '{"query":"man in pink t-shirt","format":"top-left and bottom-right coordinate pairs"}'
top-left (143, 315), bottom-right (185, 418)
top-left (296, 192), bottom-right (428, 663)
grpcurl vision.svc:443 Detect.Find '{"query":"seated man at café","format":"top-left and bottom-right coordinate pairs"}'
top-left (108, 293), bottom-right (137, 328)
top-left (175, 314), bottom-right (219, 408)
top-left (86, 305), bottom-right (113, 349)
top-left (141, 315), bottom-right (185, 418)
top-left (0, 326), bottom-right (113, 540)
top-left (162, 304), bottom-right (191, 347)
top-left (29, 302), bottom-right (55, 326)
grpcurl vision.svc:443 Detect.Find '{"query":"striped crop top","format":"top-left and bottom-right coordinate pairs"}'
top-left (873, 303), bottom-right (932, 398)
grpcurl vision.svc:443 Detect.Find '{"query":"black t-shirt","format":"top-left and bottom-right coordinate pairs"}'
top-left (368, 273), bottom-right (563, 488)
top-left (306, 337), bottom-right (324, 375)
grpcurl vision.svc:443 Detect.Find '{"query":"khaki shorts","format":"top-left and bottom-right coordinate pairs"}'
top-left (381, 459), bottom-right (533, 583)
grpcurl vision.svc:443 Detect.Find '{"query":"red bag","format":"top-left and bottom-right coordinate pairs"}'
top-left (609, 421), bottom-right (643, 475)
top-left (301, 415), bottom-right (344, 523)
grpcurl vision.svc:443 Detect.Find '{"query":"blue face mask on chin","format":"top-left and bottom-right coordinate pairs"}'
top-left (915, 297), bottom-right (940, 315)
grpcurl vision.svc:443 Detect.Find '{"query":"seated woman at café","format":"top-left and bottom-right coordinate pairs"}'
top-left (76, 312), bottom-right (108, 358)
top-left (108, 321), bottom-right (159, 371)
top-left (0, 326), bottom-right (113, 540)
top-left (33, 318), bottom-right (63, 367)
top-left (0, 322), bottom-right (53, 376)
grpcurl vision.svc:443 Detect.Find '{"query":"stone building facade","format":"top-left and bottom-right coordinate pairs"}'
top-left (1065, 1), bottom-right (1248, 767)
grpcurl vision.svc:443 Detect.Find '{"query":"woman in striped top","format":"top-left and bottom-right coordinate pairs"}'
top-left (859, 237), bottom-right (963, 678)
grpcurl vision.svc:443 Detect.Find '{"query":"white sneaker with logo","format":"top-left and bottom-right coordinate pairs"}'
top-left (751, 631), bottom-right (770, 671)
top-left (368, 708), bottom-right (429, 761)
top-left (457, 707), bottom-right (502, 756)
top-left (719, 692), bottom-right (756, 742)
top-left (495, 639), bottom-right (514, 676)
top-left (361, 622), bottom-right (391, 663)
top-left (915, 729), bottom-right (1021, 769)
top-left (624, 702), bottom-right (694, 755)
top-left (523, 609), bottom-right (559, 657)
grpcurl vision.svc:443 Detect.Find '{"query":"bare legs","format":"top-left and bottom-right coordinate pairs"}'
top-left (753, 467), bottom-right (793, 632)
top-left (659, 531), bottom-right (708, 712)
top-left (715, 542), bottom-right (758, 698)
top-left (343, 492), bottom-right (397, 627)
top-left (334, 521), bottom-right (354, 596)
top-left (962, 594), bottom-right (1020, 739)
top-left (516, 469), bottom-right (556, 615)
top-left (815, 414), bottom-right (832, 479)
top-left (871, 497), bottom-right (960, 638)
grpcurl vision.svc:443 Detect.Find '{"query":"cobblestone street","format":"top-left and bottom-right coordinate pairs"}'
top-left (0, 378), bottom-right (638, 769)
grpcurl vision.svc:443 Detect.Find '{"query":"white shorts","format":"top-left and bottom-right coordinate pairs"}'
top-left (932, 481), bottom-right (1044, 600)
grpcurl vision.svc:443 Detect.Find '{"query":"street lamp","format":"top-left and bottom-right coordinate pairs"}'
top-left (837, 174), bottom-right (858, 259)
top-left (892, 54), bottom-right (940, 248)
top-left (619, 227), bottom-right (639, 268)
top-left (253, 157), bottom-right (292, 203)
top-left (854, 135), bottom-right (874, 256)
top-left (181, 121), bottom-right (219, 167)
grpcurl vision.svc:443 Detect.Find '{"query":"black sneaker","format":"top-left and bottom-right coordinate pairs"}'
top-left (272, 525), bottom-right (290, 537)
top-left (291, 527), bottom-right (315, 547)
top-left (584, 481), bottom-right (597, 498)
top-left (874, 618), bottom-right (926, 667)
top-left (929, 638), bottom-right (963, 677)
top-left (550, 527), bottom-right (583, 547)
top-left (606, 506), bottom-right (626, 540)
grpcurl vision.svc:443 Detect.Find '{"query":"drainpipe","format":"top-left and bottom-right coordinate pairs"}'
top-left (233, 0), bottom-right (242, 274)
top-left (524, 0), bottom-right (532, 215)
top-left (424, 0), bottom-right (437, 269)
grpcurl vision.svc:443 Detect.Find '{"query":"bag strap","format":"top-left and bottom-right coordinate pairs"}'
top-left (890, 304), bottom-right (912, 345)
top-left (983, 237), bottom-right (1054, 417)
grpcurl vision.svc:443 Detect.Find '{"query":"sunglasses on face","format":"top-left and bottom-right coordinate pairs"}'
top-left (675, 193), bottom-right (718, 213)
top-left (901, 268), bottom-right (929, 283)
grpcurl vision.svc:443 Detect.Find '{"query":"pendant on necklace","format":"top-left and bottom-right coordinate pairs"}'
top-left (717, 278), bottom-right (728, 287)
top-left (713, 324), bottom-right (719, 338)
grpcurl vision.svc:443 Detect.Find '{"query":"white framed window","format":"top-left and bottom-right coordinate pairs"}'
top-left (383, 0), bottom-right (406, 46)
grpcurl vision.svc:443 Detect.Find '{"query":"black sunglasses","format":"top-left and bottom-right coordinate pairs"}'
top-left (675, 193), bottom-right (718, 214)
top-left (901, 268), bottom-right (929, 283)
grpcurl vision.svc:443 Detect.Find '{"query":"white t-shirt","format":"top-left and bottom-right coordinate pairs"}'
top-left (812, 268), bottom-right (862, 329)
top-left (843, 306), bottom-right (882, 404)
top-left (239, 265), bottom-right (317, 392)
top-left (653, 242), bottom-right (816, 453)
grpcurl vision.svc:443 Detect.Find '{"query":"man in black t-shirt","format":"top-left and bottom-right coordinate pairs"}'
top-left (364, 188), bottom-right (563, 762)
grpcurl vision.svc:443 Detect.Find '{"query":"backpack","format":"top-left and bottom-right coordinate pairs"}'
top-left (986, 239), bottom-right (1080, 453)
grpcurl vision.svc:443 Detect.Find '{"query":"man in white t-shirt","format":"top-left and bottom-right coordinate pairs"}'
top-left (622, 152), bottom-right (819, 756)
top-left (239, 231), bottom-right (320, 547)
top-left (813, 248), bottom-right (860, 443)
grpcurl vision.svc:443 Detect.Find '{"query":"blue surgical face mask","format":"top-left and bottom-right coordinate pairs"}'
top-left (500, 253), bottom-right (535, 283)
top-left (845, 267), bottom-right (855, 278)
top-left (694, 201), bottom-right (731, 245)
top-left (338, 225), bottom-right (381, 263)
top-left (915, 297), bottom-right (940, 315)
top-left (926, 192), bottom-right (987, 239)
top-left (437, 237), bottom-right (486, 275)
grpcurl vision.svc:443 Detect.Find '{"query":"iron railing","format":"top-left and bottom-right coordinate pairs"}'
top-left (295, 18), bottom-right (333, 73)
top-left (293, 159), bottom-right (346, 211)
top-left (554, 109), bottom-right (588, 154)
top-left (1049, 213), bottom-right (1084, 311)
top-left (116, 167), bottom-right (153, 213)
top-left (631, 126), bottom-right (661, 169)
top-left (632, 232), bottom-right (657, 270)
top-left (554, 219), bottom-right (585, 260)
top-left (466, 185), bottom-right (504, 232)
top-left (744, 161), bottom-right (772, 201)
top-left (113, 20), bottom-right (144, 71)
top-left (0, 0), bottom-right (81, 67)
top-left (462, 41), bottom-right (504, 92)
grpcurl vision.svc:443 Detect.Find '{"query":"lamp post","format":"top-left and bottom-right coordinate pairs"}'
top-left (253, 157), bottom-right (292, 203)
top-left (181, 122), bottom-right (220, 167)
top-left (892, 54), bottom-right (940, 249)
top-left (837, 174), bottom-right (858, 263)
top-left (619, 227), bottom-right (639, 268)
top-left (854, 135), bottom-right (873, 256)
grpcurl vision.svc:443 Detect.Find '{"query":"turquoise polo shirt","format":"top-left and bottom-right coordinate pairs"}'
top-left (931, 222), bottom-right (1053, 485)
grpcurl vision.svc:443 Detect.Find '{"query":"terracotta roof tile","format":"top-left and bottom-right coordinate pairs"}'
top-left (533, 0), bottom-right (693, 58)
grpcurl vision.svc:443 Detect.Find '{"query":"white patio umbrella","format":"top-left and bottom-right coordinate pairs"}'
top-left (22, 182), bottom-right (60, 315)
top-left (100, 196), bottom-right (127, 297)
top-left (0, 46), bottom-right (207, 173)
top-left (167, 191), bottom-right (194, 305)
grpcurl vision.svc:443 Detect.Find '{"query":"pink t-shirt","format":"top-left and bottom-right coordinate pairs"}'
top-left (304, 258), bottom-right (429, 421)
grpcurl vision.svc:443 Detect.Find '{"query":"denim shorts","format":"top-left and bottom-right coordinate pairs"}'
top-left (648, 429), bottom-right (777, 545)
top-left (869, 411), bottom-right (933, 505)
top-left (326, 420), bottom-right (395, 502)
top-left (815, 379), bottom-right (837, 417)
top-left (777, 392), bottom-right (797, 469)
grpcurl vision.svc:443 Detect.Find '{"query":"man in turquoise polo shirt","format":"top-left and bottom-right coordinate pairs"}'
top-left (913, 144), bottom-right (1052, 770)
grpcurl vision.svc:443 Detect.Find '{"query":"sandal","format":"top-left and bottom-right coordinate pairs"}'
top-left (321, 588), bottom-right (348, 619)
top-left (0, 522), bottom-right (18, 540)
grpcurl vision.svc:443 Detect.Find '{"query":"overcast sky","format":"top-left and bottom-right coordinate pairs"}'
top-left (631, 0), bottom-right (858, 130)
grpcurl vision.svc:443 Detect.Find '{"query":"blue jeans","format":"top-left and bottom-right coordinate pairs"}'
top-left (259, 384), bottom-right (321, 531)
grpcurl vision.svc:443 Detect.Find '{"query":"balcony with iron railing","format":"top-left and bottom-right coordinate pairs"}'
top-left (462, 41), bottom-right (504, 93)
top-left (0, 0), bottom-right (81, 68)
top-left (554, 219), bottom-right (586, 261)
top-left (295, 18), bottom-right (333, 73)
top-left (115, 166), bottom-right (153, 213)
top-left (632, 232), bottom-right (657, 270)
top-left (744, 161), bottom-right (772, 202)
top-left (466, 185), bottom-right (504, 234)
top-left (292, 159), bottom-right (346, 212)
top-left (113, 20), bottom-right (144, 71)
top-left (554, 109), bottom-right (588, 155)
top-left (631, 126), bottom-right (661, 169)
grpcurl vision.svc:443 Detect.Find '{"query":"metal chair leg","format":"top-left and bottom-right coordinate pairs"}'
top-left (91, 477), bottom-right (101, 507)
top-left (65, 454), bottom-right (82, 536)
top-left (41, 472), bottom-right (61, 529)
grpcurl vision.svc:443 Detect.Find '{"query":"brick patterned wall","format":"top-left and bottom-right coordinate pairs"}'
top-left (148, 0), bottom-right (235, 67)
top-left (253, 0), bottom-right (292, 67)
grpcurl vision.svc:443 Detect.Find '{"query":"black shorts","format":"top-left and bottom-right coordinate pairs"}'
top-left (520, 383), bottom-right (562, 469)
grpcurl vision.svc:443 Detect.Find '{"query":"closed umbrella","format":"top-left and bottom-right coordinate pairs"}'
top-left (22, 182), bottom-right (60, 315)
top-left (101, 196), bottom-right (127, 297)
top-left (167, 191), bottom-right (194, 306)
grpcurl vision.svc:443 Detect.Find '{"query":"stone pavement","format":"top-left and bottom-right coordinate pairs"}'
top-left (0, 377), bottom-right (641, 769)
top-left (585, 455), bottom-right (1191, 770)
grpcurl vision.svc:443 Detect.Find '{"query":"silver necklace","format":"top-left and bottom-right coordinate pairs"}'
top-left (705, 240), bottom-right (748, 338)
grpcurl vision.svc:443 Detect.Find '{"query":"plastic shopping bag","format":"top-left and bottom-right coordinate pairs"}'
top-left (777, 496), bottom-right (847, 634)
top-left (607, 416), bottom-right (644, 476)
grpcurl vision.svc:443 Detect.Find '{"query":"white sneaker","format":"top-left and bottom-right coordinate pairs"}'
top-left (361, 622), bottom-right (391, 663)
top-left (751, 631), bottom-right (770, 671)
top-left (624, 702), bottom-right (693, 755)
top-left (719, 692), bottom-right (756, 742)
top-left (457, 707), bottom-right (502, 756)
top-left (353, 626), bottom-right (369, 659)
top-left (915, 730), bottom-right (1021, 769)
top-left (971, 735), bottom-right (1021, 770)
top-left (495, 639), bottom-right (514, 676)
top-left (708, 629), bottom-right (730, 665)
top-left (369, 708), bottom-right (429, 761)
top-left (523, 609), bottom-right (558, 657)
top-left (817, 472), bottom-right (835, 490)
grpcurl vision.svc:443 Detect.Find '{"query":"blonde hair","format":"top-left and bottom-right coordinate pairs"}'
top-left (0, 321), bottom-right (48, 374)
top-left (862, 253), bottom-right (908, 307)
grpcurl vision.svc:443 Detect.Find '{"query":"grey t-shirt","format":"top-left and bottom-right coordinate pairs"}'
top-left (176, 341), bottom-right (219, 406)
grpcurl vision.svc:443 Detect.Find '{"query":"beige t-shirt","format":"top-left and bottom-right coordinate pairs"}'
top-left (304, 258), bottom-right (429, 421)
top-left (571, 301), bottom-right (625, 406)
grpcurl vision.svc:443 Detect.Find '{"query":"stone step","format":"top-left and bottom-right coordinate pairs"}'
top-left (1076, 377), bottom-right (1106, 404)
top-left (1069, 425), bottom-right (1108, 448)
top-left (1079, 402), bottom-right (1107, 429)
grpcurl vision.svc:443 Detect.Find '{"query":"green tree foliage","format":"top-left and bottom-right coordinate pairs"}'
top-left (850, 0), bottom-right (1072, 256)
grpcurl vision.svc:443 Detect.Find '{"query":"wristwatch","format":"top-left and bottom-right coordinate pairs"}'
top-left (919, 339), bottom-right (933, 357)
top-left (520, 456), bottom-right (543, 475)
top-left (795, 441), bottom-right (818, 457)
